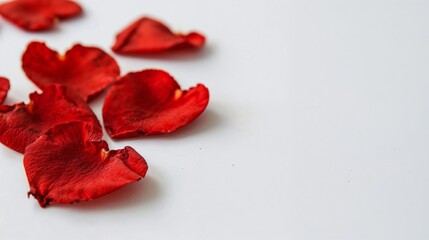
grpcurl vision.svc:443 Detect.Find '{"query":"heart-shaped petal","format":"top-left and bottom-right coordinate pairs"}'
top-left (0, 84), bottom-right (102, 153)
top-left (24, 121), bottom-right (148, 207)
top-left (0, 0), bottom-right (82, 31)
top-left (0, 77), bottom-right (10, 104)
top-left (112, 17), bottom-right (205, 55)
top-left (22, 42), bottom-right (120, 102)
top-left (103, 69), bottom-right (209, 139)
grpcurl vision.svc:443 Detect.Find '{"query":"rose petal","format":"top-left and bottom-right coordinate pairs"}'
top-left (22, 42), bottom-right (120, 102)
top-left (0, 77), bottom-right (10, 104)
top-left (112, 17), bottom-right (205, 55)
top-left (0, 84), bottom-right (102, 153)
top-left (24, 121), bottom-right (148, 207)
top-left (102, 69), bottom-right (209, 139)
top-left (0, 0), bottom-right (82, 31)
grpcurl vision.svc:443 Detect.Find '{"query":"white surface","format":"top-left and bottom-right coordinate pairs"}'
top-left (0, 0), bottom-right (429, 239)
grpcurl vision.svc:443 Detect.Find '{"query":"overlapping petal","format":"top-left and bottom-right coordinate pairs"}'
top-left (24, 121), bottom-right (148, 207)
top-left (0, 85), bottom-right (102, 153)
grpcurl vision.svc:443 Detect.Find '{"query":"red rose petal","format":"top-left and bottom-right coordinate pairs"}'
top-left (102, 69), bottom-right (209, 139)
top-left (0, 77), bottom-right (10, 104)
top-left (112, 17), bottom-right (206, 55)
top-left (0, 84), bottom-right (102, 153)
top-left (22, 42), bottom-right (120, 102)
top-left (24, 121), bottom-right (148, 207)
top-left (0, 0), bottom-right (82, 31)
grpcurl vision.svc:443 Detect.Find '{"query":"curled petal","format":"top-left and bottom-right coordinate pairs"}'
top-left (24, 121), bottom-right (148, 207)
top-left (0, 77), bottom-right (10, 104)
top-left (0, 0), bottom-right (82, 31)
top-left (112, 17), bottom-right (205, 55)
top-left (22, 42), bottom-right (120, 102)
top-left (103, 69), bottom-right (209, 139)
top-left (0, 84), bottom-right (102, 153)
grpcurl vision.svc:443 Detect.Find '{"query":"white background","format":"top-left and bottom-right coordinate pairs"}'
top-left (0, 0), bottom-right (429, 239)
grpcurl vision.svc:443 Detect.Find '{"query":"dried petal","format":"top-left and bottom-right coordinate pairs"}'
top-left (112, 17), bottom-right (205, 55)
top-left (0, 0), bottom-right (82, 31)
top-left (0, 84), bottom-right (102, 153)
top-left (22, 42), bottom-right (120, 102)
top-left (103, 69), bottom-right (209, 139)
top-left (0, 77), bottom-right (10, 104)
top-left (24, 121), bottom-right (148, 207)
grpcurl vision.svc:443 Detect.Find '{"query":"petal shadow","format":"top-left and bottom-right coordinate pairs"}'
top-left (114, 44), bottom-right (214, 62)
top-left (54, 175), bottom-right (161, 212)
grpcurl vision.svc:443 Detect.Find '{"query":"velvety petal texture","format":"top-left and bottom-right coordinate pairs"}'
top-left (112, 17), bottom-right (205, 55)
top-left (0, 85), bottom-right (102, 153)
top-left (0, 0), bottom-right (82, 31)
top-left (22, 42), bottom-right (120, 101)
top-left (0, 77), bottom-right (10, 104)
top-left (24, 121), bottom-right (148, 207)
top-left (103, 69), bottom-right (209, 139)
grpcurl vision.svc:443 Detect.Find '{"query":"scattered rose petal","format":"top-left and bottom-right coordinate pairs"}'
top-left (112, 17), bottom-right (206, 55)
top-left (103, 69), bottom-right (209, 139)
top-left (0, 77), bottom-right (10, 104)
top-left (0, 84), bottom-right (102, 153)
top-left (0, 0), bottom-right (82, 31)
top-left (22, 42), bottom-right (120, 102)
top-left (24, 121), bottom-right (148, 207)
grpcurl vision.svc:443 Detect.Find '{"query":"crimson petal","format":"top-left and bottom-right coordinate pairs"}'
top-left (0, 77), bottom-right (10, 104)
top-left (24, 121), bottom-right (148, 207)
top-left (22, 42), bottom-right (120, 102)
top-left (0, 0), bottom-right (82, 31)
top-left (103, 69), bottom-right (209, 139)
top-left (112, 17), bottom-right (205, 55)
top-left (0, 84), bottom-right (102, 153)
